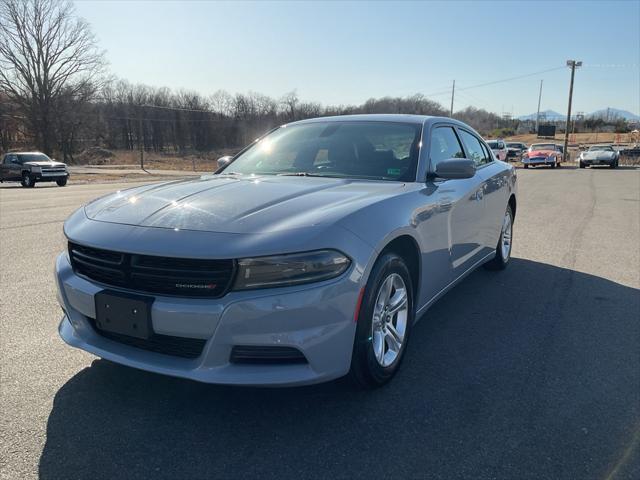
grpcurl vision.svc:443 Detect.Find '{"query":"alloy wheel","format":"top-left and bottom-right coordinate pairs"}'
top-left (501, 210), bottom-right (512, 260)
top-left (371, 273), bottom-right (409, 367)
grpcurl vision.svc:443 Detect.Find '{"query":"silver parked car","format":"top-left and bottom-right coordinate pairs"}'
top-left (55, 115), bottom-right (517, 388)
top-left (579, 145), bottom-right (620, 168)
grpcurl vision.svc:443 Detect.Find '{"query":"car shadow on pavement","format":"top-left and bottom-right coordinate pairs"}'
top-left (0, 184), bottom-right (61, 189)
top-left (39, 259), bottom-right (640, 480)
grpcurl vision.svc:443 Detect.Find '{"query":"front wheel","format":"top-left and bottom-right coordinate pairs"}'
top-left (350, 252), bottom-right (414, 389)
top-left (21, 172), bottom-right (35, 188)
top-left (524, 164), bottom-right (529, 169)
top-left (579, 162), bottom-right (586, 169)
top-left (609, 161), bottom-right (617, 169)
top-left (484, 204), bottom-right (513, 271)
top-left (56, 177), bottom-right (68, 186)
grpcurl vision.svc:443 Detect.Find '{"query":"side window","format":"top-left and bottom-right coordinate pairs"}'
top-left (429, 126), bottom-right (464, 169)
top-left (459, 130), bottom-right (491, 167)
top-left (481, 143), bottom-right (494, 162)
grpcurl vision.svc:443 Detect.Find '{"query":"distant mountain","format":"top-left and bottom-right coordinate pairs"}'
top-left (518, 110), bottom-right (565, 121)
top-left (587, 108), bottom-right (639, 121)
top-left (518, 108), bottom-right (639, 122)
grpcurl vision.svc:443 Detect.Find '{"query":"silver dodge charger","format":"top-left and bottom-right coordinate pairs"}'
top-left (55, 115), bottom-right (517, 388)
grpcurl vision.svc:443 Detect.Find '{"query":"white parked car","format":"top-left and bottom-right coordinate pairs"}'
top-left (486, 140), bottom-right (508, 161)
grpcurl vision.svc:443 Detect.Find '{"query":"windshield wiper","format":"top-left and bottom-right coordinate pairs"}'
top-left (277, 172), bottom-right (328, 177)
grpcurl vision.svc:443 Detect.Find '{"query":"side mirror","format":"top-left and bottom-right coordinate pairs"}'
top-left (433, 158), bottom-right (476, 180)
top-left (216, 156), bottom-right (233, 169)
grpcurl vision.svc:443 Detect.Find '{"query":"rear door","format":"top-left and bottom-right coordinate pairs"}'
top-left (0, 155), bottom-right (7, 180)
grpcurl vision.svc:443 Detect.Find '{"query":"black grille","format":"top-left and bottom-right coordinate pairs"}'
top-left (69, 242), bottom-right (236, 297)
top-left (88, 319), bottom-right (205, 359)
top-left (230, 346), bottom-right (308, 365)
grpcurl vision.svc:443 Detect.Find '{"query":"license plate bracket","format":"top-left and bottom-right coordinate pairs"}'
top-left (94, 290), bottom-right (153, 339)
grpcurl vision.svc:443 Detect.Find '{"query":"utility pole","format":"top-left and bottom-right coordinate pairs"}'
top-left (138, 114), bottom-right (144, 171)
top-left (563, 60), bottom-right (582, 162)
top-left (535, 79), bottom-right (543, 134)
top-left (450, 80), bottom-right (455, 117)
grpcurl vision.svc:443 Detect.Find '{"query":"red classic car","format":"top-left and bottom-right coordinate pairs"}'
top-left (521, 143), bottom-right (562, 168)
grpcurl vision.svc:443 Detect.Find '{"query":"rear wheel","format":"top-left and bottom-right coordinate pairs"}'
top-left (484, 204), bottom-right (513, 271)
top-left (56, 177), bottom-right (68, 186)
top-left (21, 172), bottom-right (35, 188)
top-left (350, 252), bottom-right (414, 389)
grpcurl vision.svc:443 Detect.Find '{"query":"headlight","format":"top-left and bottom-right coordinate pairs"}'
top-left (233, 250), bottom-right (351, 290)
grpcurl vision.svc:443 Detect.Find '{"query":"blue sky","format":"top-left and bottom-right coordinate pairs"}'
top-left (75, 0), bottom-right (640, 116)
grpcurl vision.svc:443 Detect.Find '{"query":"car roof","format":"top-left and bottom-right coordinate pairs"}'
top-left (287, 114), bottom-right (471, 128)
top-left (10, 151), bottom-right (47, 156)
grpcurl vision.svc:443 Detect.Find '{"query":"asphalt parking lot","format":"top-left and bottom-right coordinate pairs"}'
top-left (1, 167), bottom-right (639, 480)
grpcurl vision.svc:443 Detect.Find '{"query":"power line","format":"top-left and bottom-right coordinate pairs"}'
top-left (456, 66), bottom-right (565, 93)
top-left (420, 66), bottom-right (565, 101)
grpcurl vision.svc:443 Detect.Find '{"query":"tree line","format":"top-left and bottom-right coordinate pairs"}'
top-left (0, 0), bottom-right (515, 161)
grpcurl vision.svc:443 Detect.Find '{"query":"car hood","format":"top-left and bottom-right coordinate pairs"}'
top-left (582, 151), bottom-right (615, 160)
top-left (84, 174), bottom-right (407, 234)
top-left (23, 161), bottom-right (66, 168)
top-left (528, 149), bottom-right (555, 157)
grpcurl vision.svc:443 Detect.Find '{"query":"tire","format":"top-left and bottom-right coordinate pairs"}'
top-left (350, 252), bottom-right (414, 389)
top-left (524, 164), bottom-right (529, 169)
top-left (484, 204), bottom-right (514, 271)
top-left (609, 161), bottom-right (617, 169)
top-left (551, 162), bottom-right (556, 169)
top-left (21, 172), bottom-right (35, 188)
top-left (579, 162), bottom-right (586, 169)
top-left (56, 177), bottom-right (68, 186)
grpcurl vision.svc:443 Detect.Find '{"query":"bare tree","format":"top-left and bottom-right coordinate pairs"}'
top-left (280, 90), bottom-right (299, 121)
top-left (0, 0), bottom-right (106, 154)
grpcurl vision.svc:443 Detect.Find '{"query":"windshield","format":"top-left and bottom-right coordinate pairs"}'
top-left (530, 144), bottom-right (556, 151)
top-left (17, 153), bottom-right (51, 163)
top-left (220, 121), bottom-right (422, 181)
top-left (487, 141), bottom-right (499, 149)
top-left (589, 145), bottom-right (614, 152)
top-left (506, 143), bottom-right (522, 148)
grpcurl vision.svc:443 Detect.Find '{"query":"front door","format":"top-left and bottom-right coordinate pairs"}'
top-left (423, 125), bottom-right (487, 286)
top-left (1, 154), bottom-right (21, 181)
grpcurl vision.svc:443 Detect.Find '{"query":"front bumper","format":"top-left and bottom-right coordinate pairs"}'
top-left (35, 171), bottom-right (68, 181)
top-left (581, 158), bottom-right (614, 166)
top-left (522, 157), bottom-right (555, 166)
top-left (55, 252), bottom-right (360, 386)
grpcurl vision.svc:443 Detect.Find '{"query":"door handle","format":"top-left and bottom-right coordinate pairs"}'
top-left (475, 189), bottom-right (484, 201)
